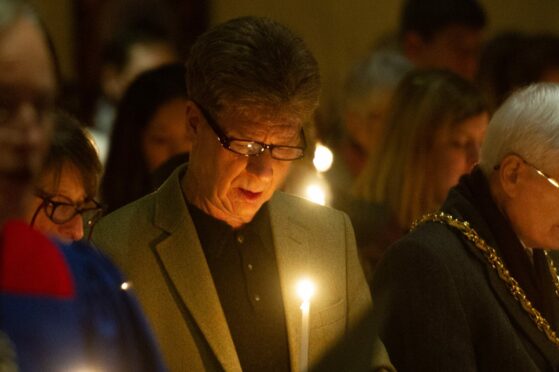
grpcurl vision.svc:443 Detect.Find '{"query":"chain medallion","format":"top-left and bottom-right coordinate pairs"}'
top-left (411, 211), bottom-right (559, 348)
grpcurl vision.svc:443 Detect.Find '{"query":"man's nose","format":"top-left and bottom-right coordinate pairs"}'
top-left (246, 151), bottom-right (274, 180)
top-left (9, 102), bottom-right (50, 146)
top-left (59, 214), bottom-right (85, 242)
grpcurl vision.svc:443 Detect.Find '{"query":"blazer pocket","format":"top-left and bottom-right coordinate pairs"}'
top-left (311, 298), bottom-right (346, 329)
top-left (309, 299), bottom-right (347, 360)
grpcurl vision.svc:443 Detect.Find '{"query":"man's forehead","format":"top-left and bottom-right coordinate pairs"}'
top-left (218, 103), bottom-right (304, 127)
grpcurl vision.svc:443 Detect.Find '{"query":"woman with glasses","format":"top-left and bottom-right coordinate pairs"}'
top-left (372, 83), bottom-right (559, 370)
top-left (26, 111), bottom-right (103, 241)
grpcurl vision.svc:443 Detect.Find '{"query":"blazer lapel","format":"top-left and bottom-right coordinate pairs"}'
top-left (152, 166), bottom-right (241, 371)
top-left (269, 193), bottom-right (310, 372)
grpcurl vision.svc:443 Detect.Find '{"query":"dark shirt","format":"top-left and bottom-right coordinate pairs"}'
top-left (187, 203), bottom-right (290, 372)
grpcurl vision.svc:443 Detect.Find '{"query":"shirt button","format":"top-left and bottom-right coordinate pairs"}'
top-left (254, 295), bottom-right (260, 302)
top-left (247, 263), bottom-right (253, 271)
top-left (236, 234), bottom-right (244, 244)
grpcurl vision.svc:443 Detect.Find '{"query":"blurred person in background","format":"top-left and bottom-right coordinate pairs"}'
top-left (0, 1), bottom-right (165, 370)
top-left (475, 31), bottom-right (526, 114)
top-left (477, 32), bottom-right (559, 113)
top-left (353, 69), bottom-right (488, 278)
top-left (91, 25), bottom-right (178, 162)
top-left (373, 83), bottom-right (559, 371)
top-left (26, 111), bottom-right (103, 242)
top-left (101, 63), bottom-right (190, 213)
top-left (399, 0), bottom-right (486, 81)
top-left (326, 49), bottom-right (411, 200)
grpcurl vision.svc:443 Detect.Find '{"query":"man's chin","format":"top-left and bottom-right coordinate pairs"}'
top-left (230, 204), bottom-right (263, 225)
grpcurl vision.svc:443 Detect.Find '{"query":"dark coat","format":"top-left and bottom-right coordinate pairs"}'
top-left (372, 169), bottom-right (559, 371)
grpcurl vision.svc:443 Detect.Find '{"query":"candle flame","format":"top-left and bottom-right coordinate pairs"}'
top-left (296, 278), bottom-right (315, 302)
top-left (313, 143), bottom-right (334, 172)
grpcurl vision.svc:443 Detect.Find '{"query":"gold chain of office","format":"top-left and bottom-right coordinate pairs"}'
top-left (411, 211), bottom-right (559, 349)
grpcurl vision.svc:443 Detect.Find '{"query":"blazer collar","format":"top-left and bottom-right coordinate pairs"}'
top-left (152, 165), bottom-right (242, 371)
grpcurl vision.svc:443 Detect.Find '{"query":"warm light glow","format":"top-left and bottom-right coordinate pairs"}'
top-left (296, 279), bottom-right (316, 303)
top-left (120, 282), bottom-right (131, 291)
top-left (70, 366), bottom-right (100, 372)
top-left (313, 143), bottom-right (334, 173)
top-left (305, 184), bottom-right (326, 206)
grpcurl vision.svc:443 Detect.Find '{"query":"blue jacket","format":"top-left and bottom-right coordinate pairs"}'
top-left (1, 220), bottom-right (166, 372)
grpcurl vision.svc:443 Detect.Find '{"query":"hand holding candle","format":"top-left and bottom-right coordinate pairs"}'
top-left (296, 278), bottom-right (315, 372)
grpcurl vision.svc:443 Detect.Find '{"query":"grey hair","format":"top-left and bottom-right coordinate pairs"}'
top-left (186, 16), bottom-right (321, 119)
top-left (479, 83), bottom-right (559, 174)
top-left (344, 49), bottom-right (412, 109)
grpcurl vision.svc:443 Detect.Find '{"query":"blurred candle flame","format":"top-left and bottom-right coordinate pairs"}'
top-left (296, 278), bottom-right (315, 372)
top-left (305, 184), bottom-right (326, 206)
top-left (313, 143), bottom-right (333, 173)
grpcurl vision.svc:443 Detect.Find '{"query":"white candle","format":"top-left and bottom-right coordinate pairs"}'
top-left (296, 279), bottom-right (315, 372)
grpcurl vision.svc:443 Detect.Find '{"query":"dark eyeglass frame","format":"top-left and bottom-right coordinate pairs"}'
top-left (30, 192), bottom-right (106, 241)
top-left (193, 101), bottom-right (307, 161)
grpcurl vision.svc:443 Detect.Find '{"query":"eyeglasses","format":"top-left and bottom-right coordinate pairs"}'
top-left (193, 101), bottom-right (306, 161)
top-left (30, 192), bottom-right (105, 241)
top-left (0, 95), bottom-right (55, 125)
top-left (494, 157), bottom-right (559, 191)
top-left (523, 160), bottom-right (559, 190)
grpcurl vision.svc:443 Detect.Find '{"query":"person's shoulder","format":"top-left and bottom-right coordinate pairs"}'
top-left (98, 165), bottom-right (185, 231)
top-left (272, 191), bottom-right (348, 220)
top-left (94, 191), bottom-right (159, 243)
top-left (104, 191), bottom-right (157, 223)
top-left (59, 240), bottom-right (128, 293)
top-left (399, 217), bottom-right (465, 252)
top-left (271, 191), bottom-right (354, 237)
top-left (376, 218), bottom-right (473, 281)
top-left (270, 192), bottom-right (354, 251)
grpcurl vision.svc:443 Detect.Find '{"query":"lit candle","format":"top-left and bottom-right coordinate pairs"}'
top-left (296, 278), bottom-right (315, 372)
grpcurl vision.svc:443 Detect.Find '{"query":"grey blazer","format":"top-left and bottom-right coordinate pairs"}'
top-left (93, 165), bottom-right (392, 371)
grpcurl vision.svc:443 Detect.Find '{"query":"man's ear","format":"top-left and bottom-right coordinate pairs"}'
top-left (498, 154), bottom-right (524, 198)
top-left (402, 31), bottom-right (426, 64)
top-left (185, 100), bottom-right (200, 136)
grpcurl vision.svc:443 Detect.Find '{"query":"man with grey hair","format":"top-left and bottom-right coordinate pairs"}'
top-left (372, 83), bottom-right (559, 370)
top-left (93, 16), bottom-right (392, 371)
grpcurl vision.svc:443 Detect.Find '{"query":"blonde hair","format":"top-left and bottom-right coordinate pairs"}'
top-left (353, 69), bottom-right (485, 228)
